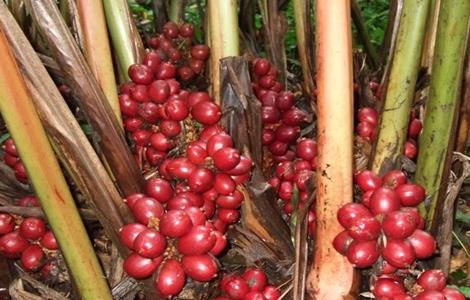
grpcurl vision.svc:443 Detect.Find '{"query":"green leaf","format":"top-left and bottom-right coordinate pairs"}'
top-left (447, 285), bottom-right (470, 297)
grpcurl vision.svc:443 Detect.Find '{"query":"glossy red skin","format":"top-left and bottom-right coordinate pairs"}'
top-left (0, 231), bottom-right (29, 257)
top-left (14, 162), bottom-right (28, 183)
top-left (296, 138), bottom-right (317, 161)
top-left (253, 58), bottom-right (271, 76)
top-left (382, 239), bottom-right (416, 268)
top-left (214, 174), bottom-right (236, 195)
top-left (218, 208), bottom-right (241, 224)
top-left (408, 118), bottom-right (422, 138)
top-left (332, 230), bottom-right (354, 255)
top-left (3, 139), bottom-right (18, 156)
top-left (179, 22), bottom-right (194, 37)
top-left (207, 133), bottom-right (234, 156)
top-left (395, 183), bottom-right (425, 206)
top-left (188, 58), bottom-right (205, 73)
top-left (210, 230), bottom-right (227, 255)
top-left (177, 225), bottom-right (216, 255)
top-left (274, 125), bottom-right (300, 143)
top-left (119, 94), bottom-right (139, 117)
top-left (213, 148), bottom-right (241, 171)
top-left (268, 140), bottom-right (288, 156)
top-left (404, 140), bottom-right (417, 159)
top-left (187, 143), bottom-right (208, 165)
top-left (162, 22), bottom-right (179, 38)
top-left (138, 102), bottom-right (160, 123)
top-left (346, 240), bottom-right (380, 268)
top-left (19, 217), bottom-right (46, 240)
top-left (262, 285), bottom-right (281, 300)
top-left (155, 62), bottom-right (177, 80)
top-left (146, 178), bottom-right (174, 203)
top-left (415, 290), bottom-right (446, 300)
top-left (355, 170), bottom-right (382, 191)
top-left (130, 197), bottom-right (165, 225)
top-left (380, 260), bottom-right (398, 274)
top-left (216, 190), bottom-right (244, 209)
top-left (273, 150), bottom-right (296, 163)
top-left (0, 213), bottom-right (15, 235)
top-left (261, 106), bottom-right (281, 124)
top-left (258, 75), bottom-right (276, 89)
top-left (150, 132), bottom-right (174, 152)
top-left (119, 223), bottom-right (147, 250)
top-left (202, 199), bottom-right (216, 219)
top-left (347, 216), bottom-right (381, 241)
top-left (358, 107), bottom-right (379, 125)
top-left (191, 101), bottom-right (222, 125)
top-left (441, 288), bottom-right (466, 300)
top-left (168, 158), bottom-right (197, 179)
top-left (382, 210), bottom-right (418, 239)
top-left (133, 229), bottom-right (167, 258)
top-left (278, 181), bottom-right (293, 201)
top-left (242, 268), bottom-right (268, 292)
top-left (275, 91), bottom-right (295, 111)
top-left (282, 107), bottom-right (306, 126)
top-left (407, 229), bottom-right (436, 259)
top-left (182, 254), bottom-right (218, 281)
top-left (173, 192), bottom-right (204, 208)
top-left (190, 45), bottom-right (210, 60)
top-left (259, 90), bottom-right (277, 106)
top-left (160, 210), bottom-right (193, 238)
top-left (188, 167), bottom-right (215, 193)
top-left (160, 119), bottom-right (181, 137)
top-left (39, 230), bottom-right (58, 250)
top-left (155, 259), bottom-right (186, 297)
top-left (183, 207), bottom-right (206, 227)
top-left (3, 153), bottom-right (18, 168)
top-left (124, 118), bottom-right (144, 132)
top-left (128, 64), bottom-right (153, 85)
top-left (372, 278), bottom-right (406, 299)
top-left (417, 269), bottom-right (446, 291)
top-left (132, 129), bottom-right (152, 146)
top-left (226, 156), bottom-right (253, 176)
top-left (382, 170), bottom-right (408, 189)
top-left (143, 51), bottom-right (161, 72)
top-left (125, 193), bottom-right (145, 209)
top-left (187, 92), bottom-right (211, 108)
top-left (369, 187), bottom-right (401, 215)
top-left (21, 244), bottom-right (45, 271)
top-left (131, 84), bottom-right (151, 103)
top-left (275, 161), bottom-right (295, 181)
top-left (223, 276), bottom-right (250, 299)
top-left (337, 203), bottom-right (372, 228)
top-left (165, 99), bottom-right (189, 121)
top-left (357, 121), bottom-right (376, 140)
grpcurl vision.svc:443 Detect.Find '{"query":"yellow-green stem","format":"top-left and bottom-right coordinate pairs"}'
top-left (0, 28), bottom-right (112, 300)
top-left (169, 0), bottom-right (185, 23)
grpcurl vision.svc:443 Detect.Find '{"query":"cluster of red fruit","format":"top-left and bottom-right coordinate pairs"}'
top-left (373, 269), bottom-right (465, 299)
top-left (356, 106), bottom-right (422, 160)
top-left (1, 138), bottom-right (28, 183)
top-left (215, 268), bottom-right (281, 300)
top-left (0, 195), bottom-right (58, 274)
top-left (147, 22), bottom-right (210, 82)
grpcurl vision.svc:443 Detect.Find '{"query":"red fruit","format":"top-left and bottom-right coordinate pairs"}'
top-left (337, 203), bottom-right (372, 228)
top-left (415, 290), bottom-right (445, 300)
top-left (179, 23), bottom-right (194, 37)
top-left (133, 229), bottom-right (167, 258)
top-left (243, 268), bottom-right (268, 292)
top-left (268, 141), bottom-right (288, 156)
top-left (216, 190), bottom-right (244, 209)
top-left (373, 278), bottom-right (406, 299)
top-left (407, 229), bottom-right (436, 259)
top-left (130, 197), bottom-right (165, 225)
top-left (163, 22), bottom-right (179, 38)
top-left (184, 207), bottom-right (206, 226)
top-left (199, 125), bottom-right (224, 142)
top-left (168, 158), bottom-right (197, 179)
top-left (296, 138), bottom-right (317, 161)
top-left (441, 288), bottom-right (466, 300)
top-left (380, 260), bottom-right (397, 274)
top-left (131, 84), bottom-right (151, 103)
top-left (346, 240), bottom-right (380, 268)
top-left (165, 99), bottom-right (189, 121)
top-left (155, 62), bottom-right (177, 79)
top-left (275, 91), bottom-right (295, 111)
top-left (212, 218), bottom-right (227, 233)
top-left (187, 92), bottom-right (211, 108)
top-left (243, 291), bottom-right (265, 300)
top-left (333, 230), bottom-right (354, 255)
top-left (174, 192), bottom-right (204, 208)
top-left (119, 94), bottom-right (139, 117)
top-left (214, 174), bottom-right (236, 195)
top-left (177, 66), bottom-right (195, 81)
top-left (356, 121), bottom-right (376, 140)
top-left (160, 209), bottom-right (193, 238)
top-left (358, 107), bottom-right (379, 126)
top-left (143, 51), bottom-right (161, 72)
top-left (155, 259), bottom-right (185, 297)
top-left (0, 231), bottom-right (29, 257)
top-left (382, 170), bottom-right (407, 189)
top-left (124, 118), bottom-right (143, 132)
top-left (138, 102), bottom-right (160, 123)
top-left (347, 216), bottom-right (381, 241)
top-left (191, 101), bottom-right (222, 125)
top-left (355, 170), bottom-right (382, 191)
top-left (278, 181), bottom-right (293, 201)
top-left (361, 190), bottom-right (373, 208)
top-left (150, 132), bottom-right (173, 152)
top-left (382, 210), bottom-right (418, 239)
top-left (275, 125), bottom-right (300, 143)
top-left (259, 90), bottom-right (277, 106)
top-left (14, 162), bottom-right (28, 182)
top-left (3, 139), bottom-right (18, 156)
top-left (182, 254), bottom-right (218, 281)
top-left (417, 269), bottom-right (446, 291)
top-left (132, 129), bottom-right (152, 146)
top-left (188, 58), bottom-right (205, 74)
top-left (404, 140), bottom-right (417, 159)
top-left (210, 230), bottom-right (227, 255)
top-left (190, 45), bottom-right (210, 60)
top-left (258, 75), bottom-right (276, 89)
top-left (119, 223), bottom-right (147, 250)
top-left (262, 129), bottom-right (275, 145)
top-left (0, 213), bottom-right (15, 235)
top-left (168, 48), bottom-right (182, 63)
top-left (159, 120), bottom-right (180, 138)
top-left (218, 208), bottom-right (240, 224)
top-left (408, 118), bottom-right (422, 138)
top-left (223, 276), bottom-right (250, 299)
top-left (275, 161), bottom-right (295, 181)
top-left (369, 187), bottom-right (401, 215)
top-left (382, 239), bottom-right (416, 268)
top-left (128, 64), bottom-right (153, 85)
top-left (187, 143), bottom-right (208, 165)
top-left (212, 148), bottom-right (241, 171)
top-left (282, 107), bottom-right (306, 126)
top-left (38, 231), bottom-right (57, 250)
top-left (19, 217), bottom-right (46, 240)
top-left (253, 58), bottom-right (271, 76)
top-left (262, 106), bottom-right (281, 124)
top-left (207, 133), bottom-right (234, 156)
top-left (177, 225), bottom-right (216, 255)
top-left (21, 244), bottom-right (45, 271)
top-left (125, 193), bottom-right (145, 208)
top-left (147, 80), bottom-right (170, 103)
top-left (3, 153), bottom-right (18, 168)
top-left (146, 178), bottom-right (174, 203)
top-left (226, 156), bottom-right (253, 176)
top-left (188, 167), bottom-right (215, 193)
top-left (262, 285), bottom-right (281, 300)
top-left (395, 183), bottom-right (425, 206)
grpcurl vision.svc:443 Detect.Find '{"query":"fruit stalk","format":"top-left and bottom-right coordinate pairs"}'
top-left (371, 0), bottom-right (431, 175)
top-left (292, 0), bottom-right (315, 95)
top-left (76, 0), bottom-right (122, 126)
top-left (103, 0), bottom-right (145, 81)
top-left (306, 1), bottom-right (356, 299)
top-left (169, 0), bottom-right (185, 23)
top-left (0, 26), bottom-right (112, 300)
top-left (415, 0), bottom-right (470, 223)
top-left (207, 0), bottom-right (239, 104)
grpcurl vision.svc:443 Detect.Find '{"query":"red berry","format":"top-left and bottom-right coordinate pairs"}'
top-left (214, 174), bottom-right (236, 195)
top-left (190, 45), bottom-right (210, 60)
top-left (243, 291), bottom-right (265, 300)
top-left (382, 210), bottom-right (418, 239)
top-left (275, 91), bottom-right (295, 111)
top-left (333, 230), bottom-right (354, 255)
top-left (160, 209), bottom-right (193, 238)
top-left (275, 125), bottom-right (300, 144)
top-left (382, 239), bottom-right (416, 268)
top-left (242, 268), bottom-right (268, 292)
top-left (3, 139), bottom-right (18, 156)
top-left (369, 187), bottom-right (401, 215)
top-left (417, 269), bottom-right (446, 291)
top-left (191, 101), bottom-right (222, 125)
top-left (225, 156), bottom-right (253, 176)
top-left (19, 217), bottom-right (46, 240)
top-left (160, 120), bottom-right (181, 137)
top-left (407, 229), bottom-right (436, 259)
top-left (408, 118), bottom-right (422, 138)
top-left (128, 64), bottom-right (153, 85)
top-left (187, 92), bottom-right (211, 108)
top-left (188, 167), bottom-right (215, 193)
top-left (395, 183), bottom-right (425, 206)
top-left (216, 190), bottom-right (244, 209)
top-left (355, 170), bottom-right (382, 191)
top-left (210, 230), bottom-right (227, 255)
top-left (21, 244), bottom-right (45, 271)
top-left (207, 133), bottom-right (234, 156)
top-left (337, 203), bottom-right (372, 228)
top-left (261, 106), bottom-right (281, 124)
top-left (165, 99), bottom-right (189, 121)
top-left (119, 94), bottom-right (139, 117)
top-left (213, 148), bottom-right (241, 171)
top-left (0, 213), bottom-right (15, 235)
top-left (382, 170), bottom-right (407, 189)
top-left (441, 288), bottom-right (466, 300)
top-left (346, 240), bottom-right (380, 268)
top-left (415, 290), bottom-right (445, 300)
top-left (0, 231), bottom-right (29, 257)
top-left (217, 208), bottom-right (240, 224)
top-left (223, 276), bottom-right (250, 299)
top-left (155, 259), bottom-right (186, 297)
top-left (177, 225), bottom-right (216, 256)
top-left (356, 121), bottom-right (376, 140)
top-left (253, 58), bottom-right (271, 76)
top-left (296, 138), bottom-right (317, 161)
top-left (358, 107), bottom-right (379, 126)
top-left (182, 254), bottom-right (218, 281)
top-left (347, 216), bottom-right (381, 241)
top-left (119, 223), bottom-right (147, 250)
top-left (150, 132), bottom-right (174, 152)
top-left (146, 178), bottom-right (174, 203)
top-left (143, 51), bottom-right (161, 72)
top-left (282, 108), bottom-right (306, 126)
top-left (130, 197), bottom-right (164, 225)
top-left (404, 140), bottom-right (417, 159)
top-left (168, 157), bottom-right (197, 179)
top-left (155, 62), bottom-right (177, 79)
top-left (163, 22), bottom-right (179, 38)
top-left (179, 23), bottom-right (194, 37)
top-left (133, 229), bottom-right (167, 258)
top-left (372, 278), bottom-right (406, 299)
top-left (262, 285), bottom-right (281, 300)
top-left (132, 129), bottom-right (152, 146)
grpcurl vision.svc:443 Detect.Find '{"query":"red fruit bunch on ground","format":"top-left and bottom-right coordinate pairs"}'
top-left (0, 195), bottom-right (59, 275)
top-left (216, 268), bottom-right (281, 300)
top-left (1, 138), bottom-right (28, 183)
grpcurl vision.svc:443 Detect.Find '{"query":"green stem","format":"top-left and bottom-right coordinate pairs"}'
top-left (371, 0), bottom-right (431, 175)
top-left (169, 0), bottom-right (185, 23)
top-left (351, 0), bottom-right (380, 69)
top-left (415, 0), bottom-right (470, 222)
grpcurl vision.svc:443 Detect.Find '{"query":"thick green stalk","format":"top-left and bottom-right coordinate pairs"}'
top-left (169, 0), bottom-right (185, 23)
top-left (415, 0), bottom-right (470, 222)
top-left (103, 0), bottom-right (145, 81)
top-left (208, 0), bottom-right (239, 104)
top-left (371, 0), bottom-right (431, 175)
top-left (0, 27), bottom-right (112, 300)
